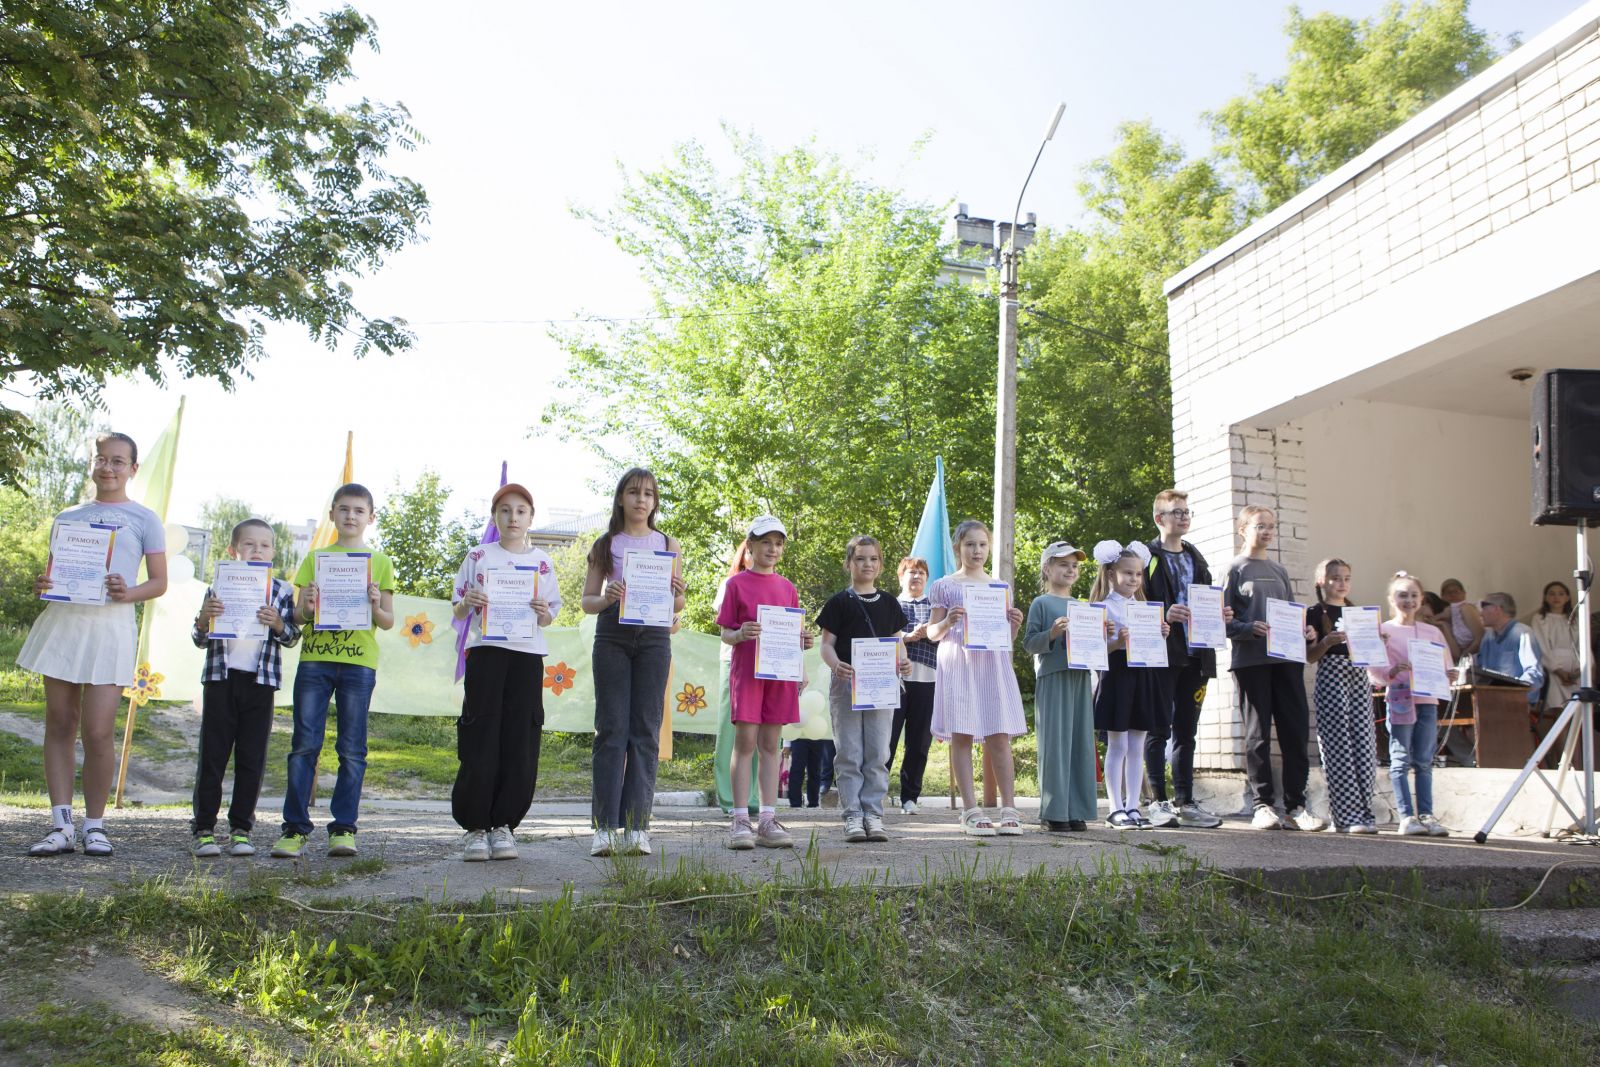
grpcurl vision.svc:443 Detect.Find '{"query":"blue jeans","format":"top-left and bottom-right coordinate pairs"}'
top-left (282, 660), bottom-right (376, 836)
top-left (1387, 702), bottom-right (1437, 818)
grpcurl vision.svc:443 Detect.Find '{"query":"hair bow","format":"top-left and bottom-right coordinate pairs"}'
top-left (1125, 541), bottom-right (1151, 567)
top-left (1092, 540), bottom-right (1123, 566)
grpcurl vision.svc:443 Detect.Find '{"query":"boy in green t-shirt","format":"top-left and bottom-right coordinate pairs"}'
top-left (272, 484), bottom-right (396, 859)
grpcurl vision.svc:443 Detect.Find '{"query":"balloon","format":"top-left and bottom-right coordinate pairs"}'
top-left (167, 554), bottom-right (195, 585)
top-left (163, 523), bottom-right (190, 554)
top-left (797, 688), bottom-right (826, 718)
top-left (798, 704), bottom-right (830, 740)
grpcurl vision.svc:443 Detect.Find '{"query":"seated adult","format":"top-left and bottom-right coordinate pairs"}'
top-left (1475, 592), bottom-right (1545, 705)
top-left (1439, 579), bottom-right (1485, 661)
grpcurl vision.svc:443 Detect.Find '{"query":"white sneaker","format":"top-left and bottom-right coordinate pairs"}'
top-left (487, 826), bottom-right (518, 860)
top-left (1251, 805), bottom-right (1282, 830)
top-left (1399, 815), bottom-right (1428, 836)
top-left (1174, 802), bottom-right (1223, 829)
top-left (1418, 814), bottom-right (1451, 838)
top-left (462, 830), bottom-right (489, 862)
top-left (590, 829), bottom-right (615, 857)
top-left (863, 814), bottom-right (889, 842)
top-left (1346, 822), bottom-right (1379, 835)
top-left (1145, 801), bottom-right (1179, 828)
top-left (901, 800), bottom-right (918, 816)
top-left (1287, 806), bottom-right (1327, 832)
top-left (843, 815), bottom-right (867, 842)
top-left (629, 829), bottom-right (653, 856)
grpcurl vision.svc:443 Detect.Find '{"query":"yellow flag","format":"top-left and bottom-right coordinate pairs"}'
top-left (128, 397), bottom-right (185, 665)
top-left (309, 431), bottom-right (355, 552)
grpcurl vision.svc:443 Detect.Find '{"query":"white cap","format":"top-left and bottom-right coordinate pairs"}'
top-left (1040, 541), bottom-right (1087, 568)
top-left (747, 514), bottom-right (788, 538)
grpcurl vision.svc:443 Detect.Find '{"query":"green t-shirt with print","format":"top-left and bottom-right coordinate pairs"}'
top-left (294, 546), bottom-right (397, 668)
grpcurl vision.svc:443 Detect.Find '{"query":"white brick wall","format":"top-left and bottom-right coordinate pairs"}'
top-left (1167, 21), bottom-right (1600, 771)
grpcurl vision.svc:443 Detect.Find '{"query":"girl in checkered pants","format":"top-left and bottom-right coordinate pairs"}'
top-left (1306, 558), bottom-right (1378, 833)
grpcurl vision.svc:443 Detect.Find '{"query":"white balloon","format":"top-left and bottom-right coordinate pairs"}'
top-left (163, 523), bottom-right (190, 554)
top-left (166, 554), bottom-right (195, 585)
top-left (799, 704), bottom-right (830, 740)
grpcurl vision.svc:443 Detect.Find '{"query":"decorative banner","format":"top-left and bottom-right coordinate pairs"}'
top-left (142, 580), bottom-right (835, 736)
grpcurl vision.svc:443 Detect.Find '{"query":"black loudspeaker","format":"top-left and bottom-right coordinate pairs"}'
top-left (1532, 368), bottom-right (1600, 526)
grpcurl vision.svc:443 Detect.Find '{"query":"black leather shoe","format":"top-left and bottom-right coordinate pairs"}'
top-left (1044, 820), bottom-right (1072, 832)
top-left (1067, 820), bottom-right (1088, 832)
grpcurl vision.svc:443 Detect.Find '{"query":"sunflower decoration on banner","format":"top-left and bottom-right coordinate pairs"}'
top-left (675, 682), bottom-right (706, 716)
top-left (403, 612), bottom-right (435, 648)
top-left (544, 661), bottom-right (577, 696)
top-left (124, 663), bottom-right (164, 708)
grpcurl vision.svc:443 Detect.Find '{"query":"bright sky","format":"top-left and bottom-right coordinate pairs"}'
top-left (86, 0), bottom-right (1579, 529)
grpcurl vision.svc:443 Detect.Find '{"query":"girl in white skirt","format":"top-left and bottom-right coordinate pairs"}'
top-left (20, 432), bottom-right (168, 857)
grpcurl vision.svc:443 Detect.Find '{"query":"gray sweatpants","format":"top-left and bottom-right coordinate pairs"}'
top-left (828, 674), bottom-right (893, 819)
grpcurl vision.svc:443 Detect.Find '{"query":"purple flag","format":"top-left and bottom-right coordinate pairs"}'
top-left (453, 461), bottom-right (506, 681)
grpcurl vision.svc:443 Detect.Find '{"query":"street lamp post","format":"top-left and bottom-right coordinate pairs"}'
top-left (993, 102), bottom-right (1066, 584)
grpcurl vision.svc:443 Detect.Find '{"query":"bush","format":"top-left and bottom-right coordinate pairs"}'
top-left (0, 490), bottom-right (51, 629)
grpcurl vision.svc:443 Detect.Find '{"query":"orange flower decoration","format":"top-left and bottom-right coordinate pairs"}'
top-left (544, 661), bottom-right (577, 696)
top-left (675, 682), bottom-right (706, 716)
top-left (403, 613), bottom-right (435, 648)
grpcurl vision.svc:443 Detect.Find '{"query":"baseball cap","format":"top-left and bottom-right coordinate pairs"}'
top-left (491, 483), bottom-right (534, 510)
top-left (1040, 541), bottom-right (1087, 568)
top-left (747, 514), bottom-right (788, 538)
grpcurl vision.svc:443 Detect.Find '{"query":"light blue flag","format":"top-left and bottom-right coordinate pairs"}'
top-left (911, 455), bottom-right (957, 582)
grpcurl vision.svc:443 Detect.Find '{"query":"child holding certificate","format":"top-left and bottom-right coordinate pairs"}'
top-left (274, 483), bottom-right (395, 860)
top-left (581, 467), bottom-right (684, 858)
top-left (21, 432), bottom-right (167, 857)
top-left (1023, 542), bottom-right (1095, 832)
top-left (1305, 559), bottom-right (1378, 834)
top-left (1366, 572), bottom-right (1452, 838)
top-left (717, 515), bottom-right (813, 850)
top-left (926, 520), bottom-right (1026, 837)
top-left (451, 483), bottom-right (559, 862)
top-left (816, 535), bottom-right (911, 844)
top-left (1090, 541), bottom-right (1169, 830)
top-left (1222, 506), bottom-right (1325, 832)
top-left (189, 519), bottom-right (301, 857)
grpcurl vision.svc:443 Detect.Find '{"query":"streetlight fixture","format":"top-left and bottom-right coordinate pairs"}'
top-left (993, 101), bottom-right (1066, 584)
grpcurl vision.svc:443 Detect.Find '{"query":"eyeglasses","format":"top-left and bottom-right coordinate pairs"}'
top-left (1159, 509), bottom-right (1192, 520)
top-left (92, 456), bottom-right (131, 470)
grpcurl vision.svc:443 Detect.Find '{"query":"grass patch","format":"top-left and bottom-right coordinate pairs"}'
top-left (4, 861), bottom-right (1593, 1065)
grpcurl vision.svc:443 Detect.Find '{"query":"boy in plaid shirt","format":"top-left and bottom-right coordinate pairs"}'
top-left (189, 519), bottom-right (300, 857)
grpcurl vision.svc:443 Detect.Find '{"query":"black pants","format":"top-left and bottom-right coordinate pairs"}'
top-left (1233, 663), bottom-right (1311, 811)
top-left (191, 670), bottom-right (277, 834)
top-left (452, 646), bottom-right (544, 831)
top-left (590, 606), bottom-right (671, 831)
top-left (1147, 660), bottom-right (1206, 804)
top-left (887, 680), bottom-right (935, 803)
top-left (789, 738), bottom-right (824, 807)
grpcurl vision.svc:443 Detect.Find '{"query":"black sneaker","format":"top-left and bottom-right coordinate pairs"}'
top-left (1044, 820), bottom-right (1072, 832)
top-left (1067, 820), bottom-right (1089, 832)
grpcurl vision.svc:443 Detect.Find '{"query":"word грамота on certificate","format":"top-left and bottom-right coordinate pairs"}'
top-left (41, 520), bottom-right (117, 605)
top-left (851, 637), bottom-right (901, 710)
top-left (1186, 584), bottom-right (1227, 650)
top-left (1067, 601), bottom-right (1109, 672)
top-left (619, 550), bottom-right (677, 628)
top-left (210, 560), bottom-right (272, 640)
top-left (315, 552), bottom-right (372, 632)
top-left (1265, 599), bottom-right (1307, 663)
top-left (753, 605), bottom-right (805, 682)
top-left (962, 582), bottom-right (1012, 652)
top-left (482, 565), bottom-right (539, 642)
top-left (1342, 606), bottom-right (1389, 667)
top-left (1125, 602), bottom-right (1169, 668)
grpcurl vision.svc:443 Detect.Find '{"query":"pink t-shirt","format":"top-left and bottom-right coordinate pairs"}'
top-left (1366, 618), bottom-right (1448, 725)
top-left (716, 569), bottom-right (802, 723)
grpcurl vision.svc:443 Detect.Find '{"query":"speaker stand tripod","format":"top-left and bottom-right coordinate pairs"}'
top-left (1475, 520), bottom-right (1597, 843)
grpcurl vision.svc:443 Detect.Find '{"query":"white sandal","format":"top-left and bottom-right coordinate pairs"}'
top-left (28, 828), bottom-right (75, 857)
top-left (82, 827), bottom-right (113, 857)
top-left (960, 807), bottom-right (997, 837)
top-left (997, 807), bottom-right (1024, 836)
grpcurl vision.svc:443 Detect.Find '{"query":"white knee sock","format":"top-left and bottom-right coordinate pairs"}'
top-left (1104, 733), bottom-right (1128, 812)
top-left (1125, 731), bottom-right (1148, 812)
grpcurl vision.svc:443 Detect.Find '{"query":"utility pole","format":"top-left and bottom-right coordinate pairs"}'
top-left (992, 103), bottom-right (1065, 584)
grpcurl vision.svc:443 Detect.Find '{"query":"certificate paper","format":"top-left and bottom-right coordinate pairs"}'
top-left (482, 565), bottom-right (539, 642)
top-left (1265, 599), bottom-right (1307, 663)
top-left (1342, 606), bottom-right (1389, 668)
top-left (851, 637), bottom-right (902, 711)
top-left (41, 520), bottom-right (117, 605)
top-left (210, 560), bottom-right (273, 640)
top-left (753, 605), bottom-right (805, 682)
top-left (1186, 584), bottom-right (1227, 651)
top-left (962, 582), bottom-right (1012, 652)
top-left (1125, 602), bottom-right (1169, 669)
top-left (1408, 639), bottom-right (1452, 700)
top-left (1067, 601), bottom-right (1110, 672)
top-left (618, 550), bottom-right (677, 628)
top-left (314, 552), bottom-right (372, 632)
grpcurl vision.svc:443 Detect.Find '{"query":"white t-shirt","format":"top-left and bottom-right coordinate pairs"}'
top-left (226, 637), bottom-right (264, 673)
top-left (54, 499), bottom-right (166, 585)
top-left (452, 542), bottom-right (561, 656)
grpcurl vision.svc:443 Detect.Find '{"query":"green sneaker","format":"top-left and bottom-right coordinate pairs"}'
top-left (191, 832), bottom-right (221, 858)
top-left (228, 832), bottom-right (256, 857)
top-left (327, 831), bottom-right (357, 857)
top-left (270, 832), bottom-right (307, 858)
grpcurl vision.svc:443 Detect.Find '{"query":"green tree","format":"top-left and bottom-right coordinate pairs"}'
top-left (375, 470), bottom-right (477, 600)
top-left (546, 534), bottom-right (602, 628)
top-left (0, 488), bottom-right (52, 628)
top-left (20, 402), bottom-right (103, 511)
top-left (0, 0), bottom-right (429, 486)
top-left (198, 496), bottom-right (253, 580)
top-left (545, 133), bottom-right (996, 625)
top-left (1209, 0), bottom-right (1501, 212)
